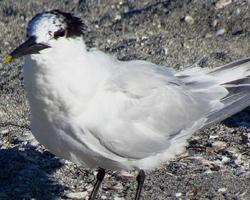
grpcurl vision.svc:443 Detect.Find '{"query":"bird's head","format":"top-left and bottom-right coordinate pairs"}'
top-left (3, 10), bottom-right (86, 63)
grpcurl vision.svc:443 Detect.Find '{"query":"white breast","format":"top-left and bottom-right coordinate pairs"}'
top-left (22, 39), bottom-right (131, 170)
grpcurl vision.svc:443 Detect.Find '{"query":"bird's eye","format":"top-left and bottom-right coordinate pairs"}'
top-left (54, 29), bottom-right (66, 39)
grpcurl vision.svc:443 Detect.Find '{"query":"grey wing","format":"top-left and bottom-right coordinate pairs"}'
top-left (83, 56), bottom-right (250, 163)
top-left (86, 60), bottom-right (216, 160)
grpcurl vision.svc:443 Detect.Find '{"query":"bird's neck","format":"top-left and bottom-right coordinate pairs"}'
top-left (26, 37), bottom-right (87, 72)
top-left (23, 37), bottom-right (94, 116)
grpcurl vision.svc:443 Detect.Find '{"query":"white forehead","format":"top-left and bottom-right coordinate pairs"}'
top-left (27, 13), bottom-right (66, 42)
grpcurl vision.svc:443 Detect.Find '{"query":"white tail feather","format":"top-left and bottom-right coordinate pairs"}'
top-left (177, 57), bottom-right (250, 127)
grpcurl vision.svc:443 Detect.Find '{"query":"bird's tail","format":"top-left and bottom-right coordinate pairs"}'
top-left (205, 57), bottom-right (250, 126)
top-left (176, 57), bottom-right (250, 127)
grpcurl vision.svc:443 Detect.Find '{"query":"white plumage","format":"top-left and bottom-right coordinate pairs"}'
top-left (5, 10), bottom-right (250, 199)
top-left (23, 35), bottom-right (250, 170)
top-left (6, 10), bottom-right (250, 172)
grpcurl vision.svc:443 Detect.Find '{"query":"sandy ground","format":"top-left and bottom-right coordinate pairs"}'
top-left (0, 0), bottom-right (249, 199)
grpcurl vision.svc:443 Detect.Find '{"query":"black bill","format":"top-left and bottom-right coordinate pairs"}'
top-left (3, 36), bottom-right (50, 64)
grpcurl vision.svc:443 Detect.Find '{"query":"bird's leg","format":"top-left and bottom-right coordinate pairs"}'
top-left (89, 168), bottom-right (105, 200)
top-left (135, 169), bottom-right (146, 200)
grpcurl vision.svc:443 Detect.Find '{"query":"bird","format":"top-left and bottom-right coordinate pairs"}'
top-left (3, 9), bottom-right (250, 200)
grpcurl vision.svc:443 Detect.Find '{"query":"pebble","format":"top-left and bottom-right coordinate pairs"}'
top-left (201, 158), bottom-right (213, 166)
top-left (221, 156), bottom-right (230, 164)
top-left (86, 185), bottom-right (93, 192)
top-left (114, 15), bottom-right (121, 21)
top-left (226, 147), bottom-right (239, 157)
top-left (218, 187), bottom-right (227, 193)
top-left (216, 28), bottom-right (227, 36)
top-left (114, 197), bottom-right (125, 200)
top-left (64, 192), bottom-right (88, 199)
top-left (204, 169), bottom-right (213, 174)
top-left (234, 155), bottom-right (243, 165)
top-left (176, 151), bottom-right (189, 159)
top-left (4, 41), bottom-right (10, 46)
top-left (120, 171), bottom-right (134, 178)
top-left (186, 156), bottom-right (204, 161)
top-left (209, 134), bottom-right (219, 139)
top-left (0, 129), bottom-right (9, 134)
top-left (212, 141), bottom-right (227, 150)
top-left (112, 182), bottom-right (123, 191)
top-left (216, 0), bottom-right (232, 9)
top-left (175, 192), bottom-right (182, 197)
top-left (205, 33), bottom-right (213, 38)
top-left (184, 15), bottom-right (194, 25)
top-left (212, 19), bottom-right (218, 28)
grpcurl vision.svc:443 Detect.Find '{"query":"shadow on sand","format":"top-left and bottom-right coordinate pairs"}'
top-left (0, 145), bottom-right (65, 199)
top-left (222, 107), bottom-right (250, 127)
top-left (0, 107), bottom-right (249, 200)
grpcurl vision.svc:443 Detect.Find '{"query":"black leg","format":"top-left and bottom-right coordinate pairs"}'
top-left (135, 169), bottom-right (146, 200)
top-left (89, 168), bottom-right (105, 200)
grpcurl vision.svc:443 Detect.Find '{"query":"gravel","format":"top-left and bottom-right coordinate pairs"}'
top-left (0, 0), bottom-right (249, 199)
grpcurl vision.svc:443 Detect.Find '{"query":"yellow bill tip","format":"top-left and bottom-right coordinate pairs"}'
top-left (2, 55), bottom-right (13, 64)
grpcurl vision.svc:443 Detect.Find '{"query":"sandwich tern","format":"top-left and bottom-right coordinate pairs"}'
top-left (3, 10), bottom-right (250, 199)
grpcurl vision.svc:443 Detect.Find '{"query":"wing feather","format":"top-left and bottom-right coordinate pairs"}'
top-left (82, 59), bottom-right (209, 159)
